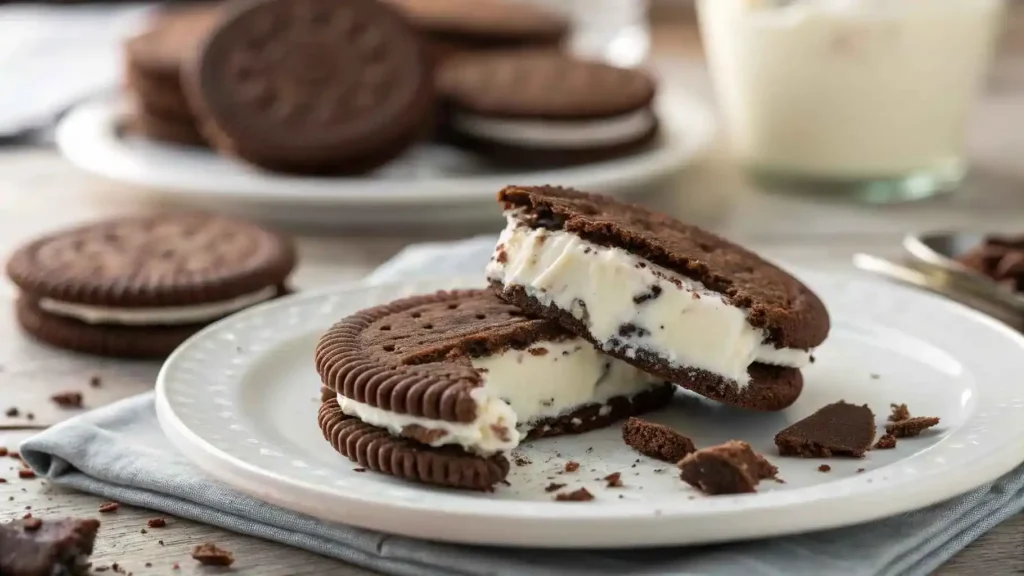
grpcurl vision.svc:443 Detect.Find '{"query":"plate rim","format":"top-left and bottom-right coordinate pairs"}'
top-left (155, 272), bottom-right (1024, 548)
top-left (54, 87), bottom-right (715, 207)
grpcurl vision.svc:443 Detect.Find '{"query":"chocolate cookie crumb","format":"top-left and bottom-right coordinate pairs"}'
top-left (874, 434), bottom-right (897, 449)
top-left (774, 401), bottom-right (875, 458)
top-left (678, 440), bottom-right (777, 495)
top-left (90, 375), bottom-right (102, 388)
top-left (353, 468), bottom-right (366, 473)
top-left (621, 417), bottom-right (696, 463)
top-left (0, 517), bottom-right (100, 575)
top-left (99, 502), bottom-right (119, 513)
top-left (18, 469), bottom-right (35, 479)
top-left (818, 464), bottom-right (831, 472)
top-left (0, 448), bottom-right (7, 457)
top-left (555, 488), bottom-right (594, 502)
top-left (888, 403), bottom-right (910, 422)
top-left (140, 528), bottom-right (147, 534)
top-left (22, 517), bottom-right (42, 531)
top-left (5, 407), bottom-right (18, 417)
top-left (857, 468), bottom-right (865, 473)
top-left (191, 543), bottom-right (235, 566)
top-left (564, 461), bottom-right (579, 473)
top-left (50, 391), bottom-right (84, 409)
top-left (544, 482), bottom-right (566, 493)
top-left (147, 518), bottom-right (166, 528)
top-left (604, 472), bottom-right (623, 488)
top-left (886, 416), bottom-right (940, 438)
top-left (512, 453), bottom-right (532, 466)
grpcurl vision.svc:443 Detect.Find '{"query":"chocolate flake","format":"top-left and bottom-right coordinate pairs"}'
top-left (679, 440), bottom-right (778, 495)
top-left (50, 391), bottom-right (84, 409)
top-left (564, 461), bottom-right (579, 473)
top-left (886, 417), bottom-right (940, 438)
top-left (888, 403), bottom-right (910, 422)
top-left (622, 417), bottom-right (696, 463)
top-left (818, 464), bottom-right (831, 473)
top-left (604, 472), bottom-right (623, 488)
top-left (191, 543), bottom-right (235, 566)
top-left (544, 482), bottom-right (566, 493)
top-left (99, 502), bottom-right (119, 513)
top-left (874, 434), bottom-right (897, 449)
top-left (555, 488), bottom-right (594, 502)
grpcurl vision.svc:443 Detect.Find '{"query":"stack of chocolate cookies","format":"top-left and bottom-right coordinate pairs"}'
top-left (118, 0), bottom-right (660, 174)
top-left (315, 186), bottom-right (831, 490)
top-left (123, 6), bottom-right (220, 148)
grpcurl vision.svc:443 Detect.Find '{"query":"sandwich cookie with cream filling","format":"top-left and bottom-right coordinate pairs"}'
top-left (6, 213), bottom-right (295, 358)
top-left (314, 289), bottom-right (673, 490)
top-left (436, 51), bottom-right (659, 167)
top-left (487, 186), bottom-right (831, 411)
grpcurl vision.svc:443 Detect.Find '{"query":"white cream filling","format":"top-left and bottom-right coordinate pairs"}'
top-left (485, 211), bottom-right (813, 386)
top-left (335, 338), bottom-right (661, 456)
top-left (38, 286), bottom-right (278, 326)
top-left (451, 109), bottom-right (655, 149)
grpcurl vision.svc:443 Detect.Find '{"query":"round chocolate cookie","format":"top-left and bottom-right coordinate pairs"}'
top-left (318, 395), bottom-right (510, 491)
top-left (182, 0), bottom-right (434, 175)
top-left (6, 212), bottom-right (296, 358)
top-left (437, 51), bottom-right (659, 166)
top-left (123, 6), bottom-right (220, 132)
top-left (487, 186), bottom-right (830, 411)
top-left (386, 0), bottom-right (568, 67)
top-left (315, 289), bottom-right (673, 485)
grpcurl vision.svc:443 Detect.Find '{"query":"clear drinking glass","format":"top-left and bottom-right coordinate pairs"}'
top-left (517, 0), bottom-right (651, 67)
top-left (697, 0), bottom-right (1006, 203)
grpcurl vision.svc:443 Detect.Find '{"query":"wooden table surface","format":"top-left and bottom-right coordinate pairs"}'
top-left (2, 6), bottom-right (1024, 575)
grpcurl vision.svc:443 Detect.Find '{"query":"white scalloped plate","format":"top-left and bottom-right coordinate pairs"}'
top-left (156, 272), bottom-right (1024, 548)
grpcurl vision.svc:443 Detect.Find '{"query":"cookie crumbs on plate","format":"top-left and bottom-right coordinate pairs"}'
top-left (555, 488), bottom-right (594, 502)
top-left (622, 417), bottom-right (696, 463)
top-left (886, 417), bottom-right (940, 438)
top-left (544, 482), bottom-right (566, 493)
top-left (874, 434), bottom-right (897, 449)
top-left (818, 464), bottom-right (831, 473)
top-left (604, 472), bottom-right (623, 488)
top-left (50, 391), bottom-right (84, 409)
top-left (564, 461), bottom-right (579, 473)
top-left (192, 543), bottom-right (235, 566)
top-left (679, 440), bottom-right (778, 495)
top-left (512, 453), bottom-right (532, 466)
top-left (99, 502), bottom-right (120, 513)
top-left (888, 403), bottom-right (910, 422)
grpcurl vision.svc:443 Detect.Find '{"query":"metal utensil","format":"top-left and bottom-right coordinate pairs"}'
top-left (903, 232), bottom-right (1024, 313)
top-left (852, 253), bottom-right (1023, 330)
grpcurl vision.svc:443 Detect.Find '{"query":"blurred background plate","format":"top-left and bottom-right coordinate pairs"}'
top-left (53, 59), bottom-right (715, 229)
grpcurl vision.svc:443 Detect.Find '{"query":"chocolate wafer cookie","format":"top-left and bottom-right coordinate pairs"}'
top-left (318, 395), bottom-right (510, 491)
top-left (387, 0), bottom-right (568, 67)
top-left (487, 186), bottom-right (830, 411)
top-left (437, 51), bottom-right (659, 166)
top-left (182, 0), bottom-right (434, 175)
top-left (6, 212), bottom-right (296, 358)
top-left (315, 289), bottom-right (673, 468)
top-left (123, 6), bottom-right (220, 145)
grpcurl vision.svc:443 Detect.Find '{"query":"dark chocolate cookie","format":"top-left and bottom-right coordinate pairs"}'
top-left (6, 212), bottom-right (296, 358)
top-left (774, 401), bottom-right (876, 458)
top-left (437, 52), bottom-right (658, 166)
top-left (316, 289), bottom-right (672, 457)
top-left (183, 0), bottom-right (433, 175)
top-left (318, 396), bottom-right (510, 491)
top-left (387, 0), bottom-right (568, 66)
top-left (0, 517), bottom-right (100, 576)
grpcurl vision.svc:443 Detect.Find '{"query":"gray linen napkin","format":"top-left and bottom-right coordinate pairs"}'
top-left (20, 236), bottom-right (1024, 576)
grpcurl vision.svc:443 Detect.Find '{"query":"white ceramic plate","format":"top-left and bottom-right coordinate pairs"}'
top-left (54, 67), bottom-right (715, 228)
top-left (155, 272), bottom-right (1024, 548)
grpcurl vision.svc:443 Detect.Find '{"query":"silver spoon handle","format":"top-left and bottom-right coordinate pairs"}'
top-left (852, 253), bottom-right (1024, 331)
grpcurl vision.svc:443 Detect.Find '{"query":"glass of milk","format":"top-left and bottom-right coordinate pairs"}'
top-left (697, 0), bottom-right (1005, 202)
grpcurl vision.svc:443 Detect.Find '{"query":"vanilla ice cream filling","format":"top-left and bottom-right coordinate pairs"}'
top-left (335, 338), bottom-right (662, 456)
top-left (485, 211), bottom-right (813, 386)
top-left (37, 285), bottom-right (278, 326)
top-left (451, 109), bottom-right (655, 149)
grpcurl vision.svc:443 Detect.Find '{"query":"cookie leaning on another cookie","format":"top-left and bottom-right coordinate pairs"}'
top-left (182, 0), bottom-right (434, 175)
top-left (6, 213), bottom-right (296, 359)
top-left (487, 186), bottom-right (831, 411)
top-left (437, 51), bottom-right (659, 167)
